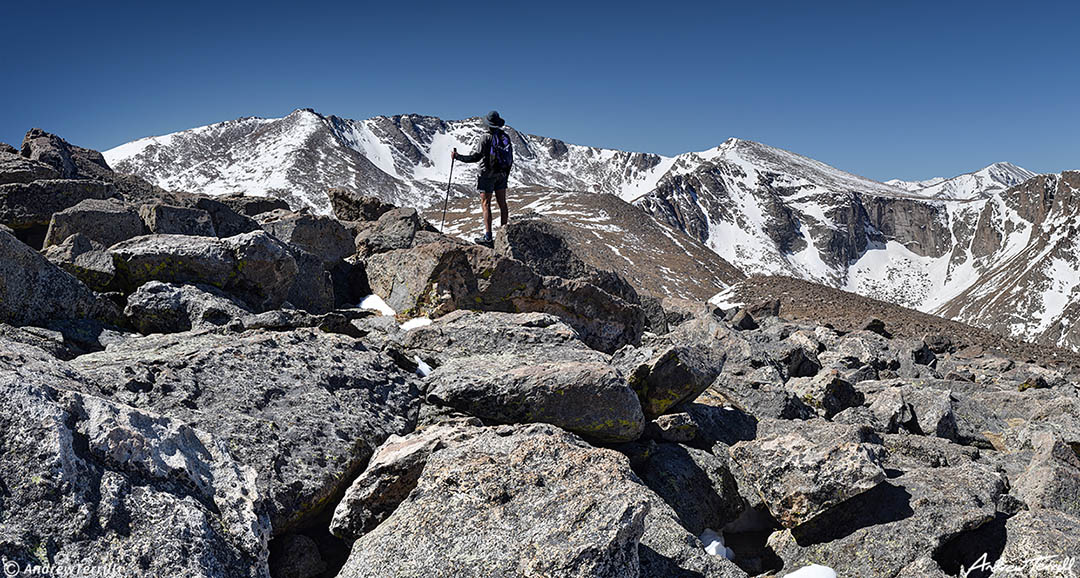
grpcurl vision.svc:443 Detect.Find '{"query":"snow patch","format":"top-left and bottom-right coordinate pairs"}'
top-left (699, 529), bottom-right (734, 560)
top-left (782, 564), bottom-right (837, 578)
top-left (413, 355), bottom-right (433, 378)
top-left (359, 294), bottom-right (395, 316)
top-left (709, 287), bottom-right (743, 310)
top-left (399, 317), bottom-right (433, 331)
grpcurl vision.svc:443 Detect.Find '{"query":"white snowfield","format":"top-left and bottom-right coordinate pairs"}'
top-left (105, 108), bottom-right (1078, 349)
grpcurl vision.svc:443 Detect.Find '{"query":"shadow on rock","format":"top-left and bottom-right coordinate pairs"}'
top-left (932, 512), bottom-right (1009, 578)
top-left (790, 482), bottom-right (915, 546)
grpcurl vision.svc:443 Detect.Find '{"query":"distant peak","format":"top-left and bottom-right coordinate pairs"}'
top-left (291, 107), bottom-right (323, 118)
top-left (976, 161), bottom-right (1036, 183)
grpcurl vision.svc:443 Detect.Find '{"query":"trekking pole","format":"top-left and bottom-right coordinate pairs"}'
top-left (440, 150), bottom-right (456, 233)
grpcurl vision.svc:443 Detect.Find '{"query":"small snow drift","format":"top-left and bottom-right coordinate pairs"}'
top-left (359, 294), bottom-right (395, 316)
top-left (399, 317), bottom-right (432, 331)
top-left (699, 528), bottom-right (735, 560)
top-left (782, 564), bottom-right (837, 578)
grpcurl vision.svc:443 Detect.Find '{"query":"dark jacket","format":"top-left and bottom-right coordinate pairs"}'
top-left (456, 129), bottom-right (511, 180)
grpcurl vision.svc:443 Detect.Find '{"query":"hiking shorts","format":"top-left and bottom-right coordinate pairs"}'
top-left (477, 173), bottom-right (509, 193)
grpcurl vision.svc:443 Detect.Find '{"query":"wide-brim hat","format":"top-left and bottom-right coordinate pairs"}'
top-left (484, 110), bottom-right (505, 128)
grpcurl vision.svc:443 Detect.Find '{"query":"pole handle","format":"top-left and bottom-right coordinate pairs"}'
top-left (441, 156), bottom-right (456, 233)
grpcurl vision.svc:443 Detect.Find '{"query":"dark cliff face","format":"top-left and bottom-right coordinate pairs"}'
top-left (819, 196), bottom-right (876, 267)
top-left (1006, 173), bottom-right (1058, 225)
top-left (864, 196), bottom-right (951, 258)
top-left (640, 170), bottom-right (724, 245)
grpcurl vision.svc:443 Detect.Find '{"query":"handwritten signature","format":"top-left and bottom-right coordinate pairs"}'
top-left (961, 552), bottom-right (1078, 578)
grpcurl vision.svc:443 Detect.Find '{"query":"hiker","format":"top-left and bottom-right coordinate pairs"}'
top-left (452, 110), bottom-right (513, 244)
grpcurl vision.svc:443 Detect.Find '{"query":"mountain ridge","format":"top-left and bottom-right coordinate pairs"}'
top-left (103, 108), bottom-right (1080, 353)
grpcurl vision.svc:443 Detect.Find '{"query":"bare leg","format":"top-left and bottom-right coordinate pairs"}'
top-left (495, 188), bottom-right (508, 227)
top-left (480, 191), bottom-right (493, 236)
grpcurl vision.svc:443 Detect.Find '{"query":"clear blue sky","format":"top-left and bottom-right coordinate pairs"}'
top-left (2, 0), bottom-right (1076, 181)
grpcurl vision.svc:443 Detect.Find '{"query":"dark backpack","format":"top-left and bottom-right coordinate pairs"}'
top-left (488, 131), bottom-right (513, 174)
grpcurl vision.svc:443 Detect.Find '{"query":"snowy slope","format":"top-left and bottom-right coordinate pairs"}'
top-left (105, 109), bottom-right (675, 214)
top-left (631, 140), bottom-right (1066, 335)
top-left (886, 162), bottom-right (1035, 200)
top-left (933, 172), bottom-right (1080, 350)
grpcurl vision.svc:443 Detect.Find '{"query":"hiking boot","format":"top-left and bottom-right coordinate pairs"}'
top-left (474, 232), bottom-right (493, 244)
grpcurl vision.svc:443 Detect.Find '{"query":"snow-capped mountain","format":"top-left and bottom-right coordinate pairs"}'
top-left (933, 171), bottom-right (1080, 350)
top-left (105, 109), bottom-right (674, 214)
top-left (106, 108), bottom-right (1080, 350)
top-left (886, 162), bottom-right (1036, 200)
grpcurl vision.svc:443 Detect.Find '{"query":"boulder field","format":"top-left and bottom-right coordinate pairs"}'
top-left (1, 129), bottom-right (1079, 578)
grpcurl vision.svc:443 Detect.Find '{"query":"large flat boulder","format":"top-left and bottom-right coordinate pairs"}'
top-left (123, 281), bottom-right (251, 334)
top-left (0, 337), bottom-right (269, 577)
top-left (0, 229), bottom-right (117, 326)
top-left (192, 197), bottom-right (261, 237)
top-left (336, 423), bottom-right (650, 578)
top-left (108, 231), bottom-right (298, 311)
top-left (427, 349), bottom-right (645, 443)
top-left (139, 202), bottom-right (217, 236)
top-left (0, 178), bottom-right (113, 229)
top-left (0, 148), bottom-right (59, 184)
top-left (218, 193), bottom-right (290, 217)
top-left (354, 206), bottom-right (436, 257)
top-left (729, 419), bottom-right (886, 529)
top-left (42, 197), bottom-right (146, 248)
top-left (402, 309), bottom-right (588, 365)
top-left (70, 328), bottom-right (421, 532)
top-left (766, 461), bottom-right (1009, 578)
top-left (327, 187), bottom-right (394, 222)
top-left (259, 210), bottom-right (354, 265)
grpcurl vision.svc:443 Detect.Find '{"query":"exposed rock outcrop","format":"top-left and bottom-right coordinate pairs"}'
top-left (367, 238), bottom-right (646, 353)
top-left (0, 229), bottom-right (117, 326)
top-left (139, 202), bottom-right (217, 236)
top-left (108, 231), bottom-right (298, 311)
top-left (0, 337), bottom-right (270, 577)
top-left (70, 328), bottom-right (421, 532)
top-left (336, 424), bottom-right (650, 578)
top-left (42, 197), bottom-right (146, 248)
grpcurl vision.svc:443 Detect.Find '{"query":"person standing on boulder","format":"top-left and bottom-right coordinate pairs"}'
top-left (452, 110), bottom-right (513, 244)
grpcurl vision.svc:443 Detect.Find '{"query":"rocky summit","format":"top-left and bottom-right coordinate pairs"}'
top-left (2, 127), bottom-right (1079, 578)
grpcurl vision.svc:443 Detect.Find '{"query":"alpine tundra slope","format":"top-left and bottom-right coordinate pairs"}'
top-left (105, 108), bottom-right (1080, 350)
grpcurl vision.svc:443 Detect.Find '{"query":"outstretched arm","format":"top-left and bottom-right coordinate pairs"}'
top-left (453, 135), bottom-right (488, 163)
